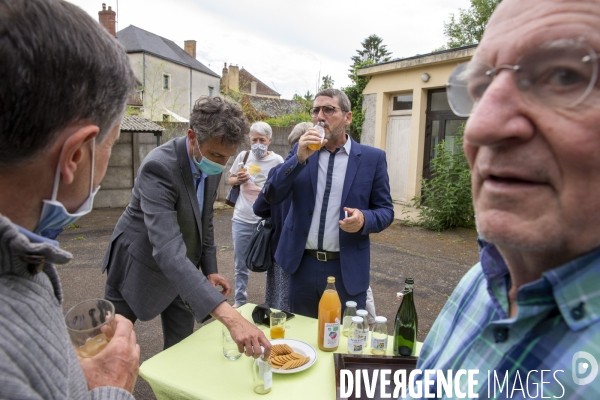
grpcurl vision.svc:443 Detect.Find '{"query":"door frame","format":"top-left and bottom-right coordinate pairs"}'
top-left (422, 88), bottom-right (467, 181)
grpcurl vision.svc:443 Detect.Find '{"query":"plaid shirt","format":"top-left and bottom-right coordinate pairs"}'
top-left (413, 243), bottom-right (600, 399)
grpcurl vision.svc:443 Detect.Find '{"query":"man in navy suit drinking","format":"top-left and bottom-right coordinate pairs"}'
top-left (263, 88), bottom-right (394, 317)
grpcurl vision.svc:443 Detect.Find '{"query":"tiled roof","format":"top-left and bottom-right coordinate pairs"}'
top-left (239, 68), bottom-right (279, 96)
top-left (120, 115), bottom-right (165, 132)
top-left (117, 25), bottom-right (219, 78)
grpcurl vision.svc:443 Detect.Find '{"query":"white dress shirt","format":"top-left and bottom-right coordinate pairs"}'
top-left (305, 136), bottom-right (352, 252)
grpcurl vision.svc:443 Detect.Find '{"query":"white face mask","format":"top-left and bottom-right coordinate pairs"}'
top-left (251, 143), bottom-right (268, 159)
top-left (34, 138), bottom-right (99, 234)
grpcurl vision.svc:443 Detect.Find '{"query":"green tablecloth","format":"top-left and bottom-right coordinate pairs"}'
top-left (139, 303), bottom-right (422, 399)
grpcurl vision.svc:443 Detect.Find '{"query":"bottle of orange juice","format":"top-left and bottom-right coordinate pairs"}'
top-left (318, 276), bottom-right (341, 351)
top-left (238, 162), bottom-right (246, 173)
top-left (308, 121), bottom-right (325, 151)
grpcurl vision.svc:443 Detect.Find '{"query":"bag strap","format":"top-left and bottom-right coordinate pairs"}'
top-left (242, 150), bottom-right (250, 166)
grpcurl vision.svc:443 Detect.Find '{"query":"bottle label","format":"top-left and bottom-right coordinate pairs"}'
top-left (263, 371), bottom-right (272, 390)
top-left (323, 321), bottom-right (340, 348)
top-left (348, 337), bottom-right (364, 354)
top-left (358, 328), bottom-right (368, 343)
top-left (371, 337), bottom-right (387, 351)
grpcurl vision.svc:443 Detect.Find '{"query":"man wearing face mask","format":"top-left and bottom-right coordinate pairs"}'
top-left (102, 97), bottom-right (272, 357)
top-left (0, 0), bottom-right (139, 398)
top-left (227, 122), bottom-right (284, 308)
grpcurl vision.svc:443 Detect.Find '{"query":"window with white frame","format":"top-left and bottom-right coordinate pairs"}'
top-left (208, 86), bottom-right (214, 97)
top-left (389, 92), bottom-right (413, 115)
top-left (162, 73), bottom-right (171, 90)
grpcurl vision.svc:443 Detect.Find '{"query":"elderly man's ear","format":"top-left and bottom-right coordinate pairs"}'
top-left (56, 124), bottom-right (99, 185)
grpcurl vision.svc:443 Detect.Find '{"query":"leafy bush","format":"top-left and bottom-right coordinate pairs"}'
top-left (264, 112), bottom-right (312, 127)
top-left (410, 124), bottom-right (475, 231)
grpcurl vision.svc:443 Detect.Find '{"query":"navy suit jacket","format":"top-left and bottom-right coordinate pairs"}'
top-left (263, 136), bottom-right (394, 295)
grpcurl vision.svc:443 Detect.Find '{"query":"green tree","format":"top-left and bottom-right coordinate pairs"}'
top-left (292, 90), bottom-right (314, 114)
top-left (342, 60), bottom-right (373, 142)
top-left (443, 0), bottom-right (501, 49)
top-left (350, 34), bottom-right (392, 65)
top-left (319, 75), bottom-right (335, 91)
top-left (408, 125), bottom-right (475, 231)
top-left (343, 35), bottom-right (392, 141)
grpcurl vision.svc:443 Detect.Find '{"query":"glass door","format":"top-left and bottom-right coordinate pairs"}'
top-left (422, 89), bottom-right (467, 181)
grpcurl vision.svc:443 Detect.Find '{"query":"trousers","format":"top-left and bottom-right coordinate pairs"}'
top-left (288, 253), bottom-right (366, 318)
top-left (105, 284), bottom-right (194, 350)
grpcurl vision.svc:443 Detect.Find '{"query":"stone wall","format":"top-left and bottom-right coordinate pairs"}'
top-left (94, 131), bottom-right (158, 208)
top-left (361, 94), bottom-right (377, 146)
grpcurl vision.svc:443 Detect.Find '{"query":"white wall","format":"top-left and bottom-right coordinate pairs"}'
top-left (127, 53), bottom-right (220, 122)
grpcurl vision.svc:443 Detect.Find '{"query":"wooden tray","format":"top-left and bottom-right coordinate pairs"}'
top-left (334, 354), bottom-right (418, 400)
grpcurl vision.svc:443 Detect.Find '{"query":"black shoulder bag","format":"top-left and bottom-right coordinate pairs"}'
top-left (244, 218), bottom-right (274, 273)
top-left (225, 151), bottom-right (250, 207)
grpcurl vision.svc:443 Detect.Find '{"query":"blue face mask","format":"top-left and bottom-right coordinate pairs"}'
top-left (194, 139), bottom-right (226, 175)
top-left (34, 138), bottom-right (99, 234)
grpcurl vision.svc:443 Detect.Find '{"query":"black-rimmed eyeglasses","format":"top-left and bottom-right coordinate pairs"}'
top-left (310, 105), bottom-right (345, 117)
top-left (446, 38), bottom-right (599, 117)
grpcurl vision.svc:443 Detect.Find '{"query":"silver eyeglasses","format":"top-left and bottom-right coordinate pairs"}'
top-left (446, 38), bottom-right (599, 117)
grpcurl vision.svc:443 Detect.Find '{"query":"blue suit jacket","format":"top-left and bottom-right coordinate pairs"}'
top-left (263, 136), bottom-right (394, 295)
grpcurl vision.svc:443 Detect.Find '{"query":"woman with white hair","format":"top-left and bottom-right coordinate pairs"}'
top-left (228, 121), bottom-right (284, 308)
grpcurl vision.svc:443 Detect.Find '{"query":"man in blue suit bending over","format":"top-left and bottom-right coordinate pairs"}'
top-left (263, 88), bottom-right (394, 317)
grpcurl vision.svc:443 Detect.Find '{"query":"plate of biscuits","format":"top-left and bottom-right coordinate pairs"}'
top-left (269, 339), bottom-right (317, 374)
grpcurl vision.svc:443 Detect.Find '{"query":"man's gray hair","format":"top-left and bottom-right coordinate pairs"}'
top-left (288, 122), bottom-right (313, 145)
top-left (315, 88), bottom-right (351, 113)
top-left (250, 121), bottom-right (273, 139)
top-left (190, 96), bottom-right (249, 146)
top-left (0, 0), bottom-right (135, 169)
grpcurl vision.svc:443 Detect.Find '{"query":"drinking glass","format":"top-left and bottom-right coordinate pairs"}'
top-left (270, 311), bottom-right (286, 339)
top-left (222, 324), bottom-right (242, 360)
top-left (65, 299), bottom-right (115, 358)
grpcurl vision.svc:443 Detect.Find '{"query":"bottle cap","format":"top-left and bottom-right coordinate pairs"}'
top-left (356, 309), bottom-right (368, 317)
top-left (327, 276), bottom-right (335, 283)
top-left (405, 277), bottom-right (414, 284)
top-left (346, 301), bottom-right (357, 307)
top-left (351, 316), bottom-right (363, 323)
top-left (375, 316), bottom-right (387, 323)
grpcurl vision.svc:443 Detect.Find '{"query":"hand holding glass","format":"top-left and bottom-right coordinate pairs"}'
top-left (222, 324), bottom-right (242, 360)
top-left (65, 299), bottom-right (115, 358)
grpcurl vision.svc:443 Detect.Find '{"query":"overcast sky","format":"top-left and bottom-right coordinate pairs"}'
top-left (67, 0), bottom-right (472, 99)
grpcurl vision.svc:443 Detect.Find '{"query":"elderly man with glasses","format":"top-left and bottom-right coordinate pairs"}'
top-left (262, 88), bottom-right (394, 318)
top-left (412, 0), bottom-right (600, 397)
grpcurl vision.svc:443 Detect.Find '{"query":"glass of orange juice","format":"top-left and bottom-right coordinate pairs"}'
top-left (270, 311), bottom-right (286, 339)
top-left (307, 122), bottom-right (325, 151)
top-left (65, 299), bottom-right (115, 358)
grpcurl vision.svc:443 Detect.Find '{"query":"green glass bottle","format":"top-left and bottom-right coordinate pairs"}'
top-left (393, 277), bottom-right (418, 356)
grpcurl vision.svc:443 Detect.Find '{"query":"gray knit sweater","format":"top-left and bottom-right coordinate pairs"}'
top-left (0, 216), bottom-right (134, 399)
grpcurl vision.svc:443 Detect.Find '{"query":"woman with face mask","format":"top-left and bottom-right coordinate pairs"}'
top-left (228, 121), bottom-right (284, 308)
